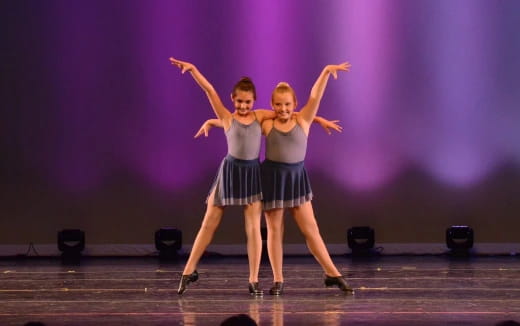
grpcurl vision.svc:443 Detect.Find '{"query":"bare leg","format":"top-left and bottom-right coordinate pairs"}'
top-left (265, 208), bottom-right (285, 282)
top-left (182, 189), bottom-right (224, 275)
top-left (290, 202), bottom-right (341, 277)
top-left (244, 201), bottom-right (262, 283)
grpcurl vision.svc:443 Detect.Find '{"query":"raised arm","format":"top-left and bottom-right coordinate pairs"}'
top-left (299, 62), bottom-right (351, 123)
top-left (169, 57), bottom-right (232, 121)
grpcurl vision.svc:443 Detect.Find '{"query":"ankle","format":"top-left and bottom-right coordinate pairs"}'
top-left (183, 268), bottom-right (196, 275)
top-left (325, 274), bottom-right (342, 278)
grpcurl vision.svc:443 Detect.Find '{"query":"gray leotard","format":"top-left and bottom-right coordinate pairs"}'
top-left (226, 119), bottom-right (262, 160)
top-left (265, 123), bottom-right (307, 163)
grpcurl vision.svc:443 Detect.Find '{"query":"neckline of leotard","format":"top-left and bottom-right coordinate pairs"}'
top-left (270, 119), bottom-right (299, 135)
top-left (232, 118), bottom-right (259, 127)
top-left (232, 111), bottom-right (259, 127)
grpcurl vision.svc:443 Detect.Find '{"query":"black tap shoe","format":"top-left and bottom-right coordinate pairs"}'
top-left (324, 275), bottom-right (354, 294)
top-left (177, 270), bottom-right (199, 295)
top-left (269, 282), bottom-right (284, 295)
top-left (248, 282), bottom-right (263, 296)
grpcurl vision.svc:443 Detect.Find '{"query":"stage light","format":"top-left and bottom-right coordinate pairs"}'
top-left (347, 226), bottom-right (375, 255)
top-left (57, 229), bottom-right (85, 258)
top-left (446, 226), bottom-right (473, 253)
top-left (155, 228), bottom-right (182, 258)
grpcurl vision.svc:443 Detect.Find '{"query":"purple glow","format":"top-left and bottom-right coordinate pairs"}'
top-left (241, 0), bottom-right (293, 110)
top-left (9, 0), bottom-right (519, 194)
top-left (419, 2), bottom-right (499, 186)
top-left (44, 2), bottom-right (116, 192)
top-left (119, 1), bottom-right (232, 190)
top-left (328, 0), bottom-right (405, 190)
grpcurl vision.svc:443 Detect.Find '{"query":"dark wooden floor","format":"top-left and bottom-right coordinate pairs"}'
top-left (1, 255), bottom-right (519, 325)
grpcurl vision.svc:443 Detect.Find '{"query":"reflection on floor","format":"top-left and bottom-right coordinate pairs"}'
top-left (1, 255), bottom-right (520, 325)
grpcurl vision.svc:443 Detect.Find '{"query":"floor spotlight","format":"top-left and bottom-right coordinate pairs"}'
top-left (57, 229), bottom-right (85, 262)
top-left (347, 226), bottom-right (375, 256)
top-left (446, 226), bottom-right (473, 255)
top-left (155, 228), bottom-right (182, 259)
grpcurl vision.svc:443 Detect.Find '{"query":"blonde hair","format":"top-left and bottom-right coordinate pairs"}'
top-left (271, 82), bottom-right (297, 107)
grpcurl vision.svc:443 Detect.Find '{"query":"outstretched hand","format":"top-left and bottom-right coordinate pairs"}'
top-left (194, 119), bottom-right (222, 138)
top-left (319, 119), bottom-right (343, 135)
top-left (194, 123), bottom-right (211, 138)
top-left (327, 62), bottom-right (351, 79)
top-left (169, 57), bottom-right (194, 74)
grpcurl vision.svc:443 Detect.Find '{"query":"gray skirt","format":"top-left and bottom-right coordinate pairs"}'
top-left (261, 159), bottom-right (313, 210)
top-left (207, 154), bottom-right (262, 206)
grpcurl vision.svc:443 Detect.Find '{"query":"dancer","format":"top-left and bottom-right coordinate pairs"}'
top-left (261, 63), bottom-right (354, 295)
top-left (169, 57), bottom-right (341, 295)
top-left (170, 57), bottom-right (271, 295)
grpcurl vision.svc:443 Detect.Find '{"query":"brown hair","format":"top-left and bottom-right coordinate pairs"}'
top-left (271, 82), bottom-right (297, 107)
top-left (232, 77), bottom-right (256, 100)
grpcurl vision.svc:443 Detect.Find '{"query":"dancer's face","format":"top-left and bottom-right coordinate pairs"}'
top-left (232, 90), bottom-right (255, 116)
top-left (271, 91), bottom-right (295, 121)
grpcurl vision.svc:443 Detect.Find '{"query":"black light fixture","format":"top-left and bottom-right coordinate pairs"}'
top-left (155, 228), bottom-right (182, 259)
top-left (57, 229), bottom-right (85, 259)
top-left (446, 225), bottom-right (473, 254)
top-left (347, 226), bottom-right (375, 256)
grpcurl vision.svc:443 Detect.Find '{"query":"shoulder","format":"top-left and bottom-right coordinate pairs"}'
top-left (222, 114), bottom-right (234, 130)
top-left (295, 113), bottom-right (307, 125)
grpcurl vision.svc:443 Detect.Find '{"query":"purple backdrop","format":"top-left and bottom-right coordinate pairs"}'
top-left (1, 0), bottom-right (520, 245)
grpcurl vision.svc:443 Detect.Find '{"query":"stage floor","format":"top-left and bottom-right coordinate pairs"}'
top-left (0, 255), bottom-right (519, 325)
